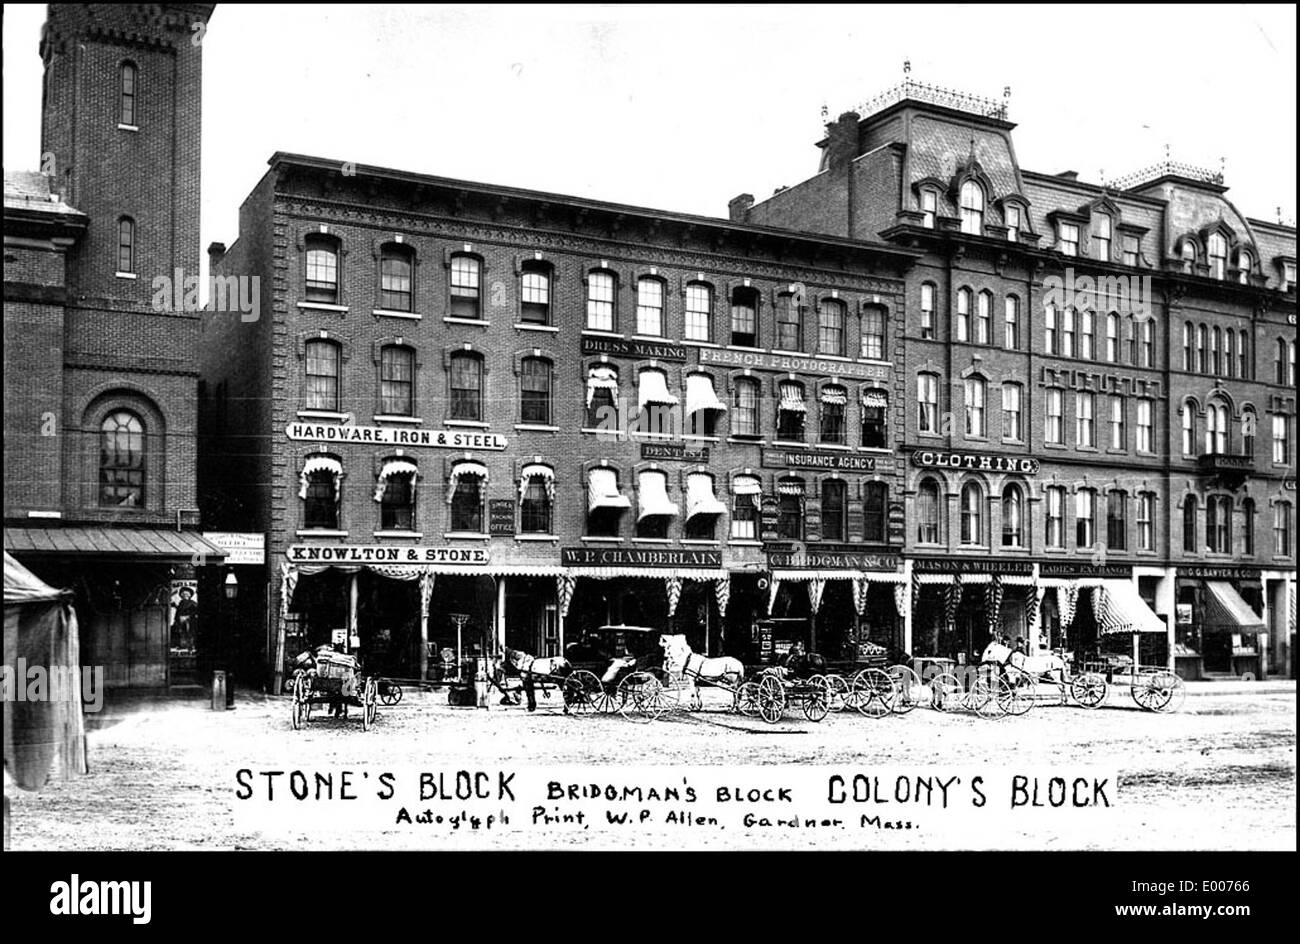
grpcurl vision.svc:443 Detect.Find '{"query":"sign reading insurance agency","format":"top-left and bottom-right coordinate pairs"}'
top-left (911, 449), bottom-right (1039, 474)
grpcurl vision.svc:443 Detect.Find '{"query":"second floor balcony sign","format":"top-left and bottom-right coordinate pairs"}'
top-left (286, 422), bottom-right (507, 451)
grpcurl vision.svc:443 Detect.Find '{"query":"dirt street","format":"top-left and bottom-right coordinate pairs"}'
top-left (5, 682), bottom-right (1295, 851)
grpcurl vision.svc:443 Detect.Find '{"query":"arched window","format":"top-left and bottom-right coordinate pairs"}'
top-left (379, 344), bottom-right (414, 416)
top-left (1182, 404), bottom-right (1196, 456)
top-left (1206, 399), bottom-right (1229, 455)
top-left (449, 351), bottom-right (483, 422)
top-left (964, 376), bottom-right (986, 438)
top-left (636, 470), bottom-right (676, 540)
top-left (917, 478), bottom-right (941, 544)
top-left (1183, 496), bottom-right (1198, 553)
top-left (822, 479), bottom-right (847, 542)
top-left (917, 373), bottom-right (939, 434)
top-left (975, 291), bottom-right (992, 345)
top-left (586, 467), bottom-right (629, 538)
top-left (730, 286), bottom-right (759, 347)
top-left (1181, 239), bottom-right (1197, 272)
top-left (777, 381), bottom-right (806, 442)
top-left (1208, 233), bottom-right (1228, 280)
top-left (520, 261), bottom-right (551, 324)
top-left (379, 244), bottom-right (413, 311)
top-left (449, 254), bottom-right (482, 319)
top-left (861, 305), bottom-right (886, 360)
top-left (861, 388), bottom-right (888, 448)
top-left (1004, 295), bottom-right (1020, 350)
top-left (1045, 486), bottom-right (1065, 548)
top-left (99, 410), bottom-right (144, 507)
top-left (956, 287), bottom-right (972, 342)
top-left (586, 364), bottom-right (619, 430)
top-left (1239, 330), bottom-right (1250, 379)
top-left (1002, 382), bottom-right (1023, 442)
top-left (119, 62), bottom-right (137, 126)
top-left (1080, 309), bottom-right (1095, 360)
top-left (1242, 498), bottom-right (1255, 556)
top-left (959, 180), bottom-right (984, 235)
top-left (1137, 493), bottom-right (1155, 551)
top-left (864, 481), bottom-right (888, 543)
top-left (519, 356), bottom-right (552, 426)
top-left (520, 465), bottom-right (554, 535)
top-left (1062, 307), bottom-right (1077, 357)
top-left (379, 465), bottom-right (416, 532)
top-left (636, 276), bottom-right (665, 337)
top-left (684, 281), bottom-right (712, 342)
top-left (732, 377), bottom-right (760, 437)
top-left (1095, 213), bottom-right (1112, 261)
top-left (920, 188), bottom-right (937, 228)
top-left (730, 475), bottom-right (761, 540)
top-left (1195, 324), bottom-right (1207, 373)
top-left (1106, 313), bottom-right (1120, 362)
top-left (960, 481), bottom-right (984, 545)
top-left (1277, 338), bottom-right (1289, 385)
top-left (1225, 330), bottom-right (1236, 378)
top-left (117, 217), bottom-right (136, 274)
top-left (919, 283), bottom-right (936, 339)
top-left (684, 472), bottom-right (724, 541)
top-left (586, 270), bottom-right (616, 331)
top-left (1236, 249), bottom-right (1253, 284)
top-left (1276, 502), bottom-right (1294, 557)
top-left (818, 299), bottom-right (846, 356)
top-left (1045, 303), bottom-right (1059, 354)
top-left (818, 385), bottom-right (847, 444)
top-left (1242, 407), bottom-right (1257, 457)
top-left (775, 291), bottom-right (802, 352)
top-left (448, 462), bottom-right (486, 533)
top-left (1075, 488), bottom-right (1096, 549)
top-left (1107, 490), bottom-right (1128, 550)
top-left (1182, 321), bottom-right (1193, 371)
top-left (300, 455), bottom-right (342, 531)
top-left (776, 477), bottom-right (804, 540)
top-left (304, 235), bottom-right (339, 304)
top-left (1210, 326), bottom-right (1222, 376)
top-left (304, 339), bottom-right (341, 412)
top-left (1001, 483), bottom-right (1024, 547)
top-left (1206, 495), bottom-right (1232, 553)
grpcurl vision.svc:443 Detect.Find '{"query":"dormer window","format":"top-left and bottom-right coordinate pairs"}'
top-left (1095, 214), bottom-right (1112, 261)
top-left (920, 189), bottom-right (937, 229)
top-left (1059, 223), bottom-right (1080, 257)
top-left (959, 181), bottom-right (984, 235)
top-left (1207, 233), bottom-right (1227, 281)
top-left (1005, 204), bottom-right (1021, 242)
top-left (1181, 240), bottom-right (1197, 273)
top-left (1122, 234), bottom-right (1141, 267)
top-left (1235, 249), bottom-right (1252, 285)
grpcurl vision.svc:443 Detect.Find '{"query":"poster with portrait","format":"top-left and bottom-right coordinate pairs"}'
top-left (168, 579), bottom-right (199, 653)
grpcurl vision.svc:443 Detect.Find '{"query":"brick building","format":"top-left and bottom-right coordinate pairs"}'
top-left (740, 81), bottom-right (1296, 678)
top-left (3, 4), bottom-right (224, 690)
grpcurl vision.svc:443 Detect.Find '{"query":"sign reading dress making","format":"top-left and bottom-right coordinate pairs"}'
top-left (287, 545), bottom-right (490, 564)
top-left (286, 422), bottom-right (507, 451)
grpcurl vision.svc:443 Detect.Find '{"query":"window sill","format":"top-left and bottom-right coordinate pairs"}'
top-left (1106, 447), bottom-right (1127, 456)
top-left (580, 428), bottom-right (625, 440)
top-left (297, 410), bottom-right (348, 421)
top-left (680, 435), bottom-right (720, 443)
top-left (632, 431), bottom-right (678, 441)
top-left (772, 347), bottom-right (806, 356)
top-left (1001, 439), bottom-right (1026, 447)
top-left (373, 309), bottom-right (422, 320)
top-left (728, 539), bottom-right (764, 547)
top-left (727, 344), bottom-right (765, 354)
top-left (857, 446), bottom-right (893, 453)
top-left (964, 436), bottom-right (990, 444)
top-left (727, 437), bottom-right (765, 446)
top-left (443, 317), bottom-right (490, 327)
top-left (1042, 442), bottom-right (1068, 450)
top-left (515, 424), bottom-right (559, 432)
top-left (681, 539), bottom-right (720, 546)
top-left (917, 432), bottom-right (945, 440)
top-left (374, 531), bottom-right (424, 539)
top-left (374, 415), bottom-right (422, 425)
top-left (632, 538), bottom-right (673, 544)
top-left (444, 532), bottom-right (490, 541)
top-left (815, 354), bottom-right (853, 362)
top-left (631, 334), bottom-right (670, 343)
top-left (297, 302), bottom-right (349, 313)
top-left (682, 340), bottom-right (719, 348)
top-left (582, 330), bottom-right (625, 339)
top-left (445, 420), bottom-right (490, 429)
top-left (115, 271), bottom-right (138, 280)
top-left (1076, 445), bottom-right (1099, 453)
top-left (515, 534), bottom-right (558, 542)
top-left (117, 123), bottom-right (140, 132)
top-left (771, 440), bottom-right (807, 449)
top-left (814, 442), bottom-right (852, 450)
top-left (579, 536), bottom-right (623, 544)
top-left (514, 323), bottom-right (558, 333)
top-left (296, 529), bottom-right (349, 538)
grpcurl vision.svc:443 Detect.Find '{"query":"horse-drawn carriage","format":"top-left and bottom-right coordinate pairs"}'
top-left (290, 646), bottom-right (380, 731)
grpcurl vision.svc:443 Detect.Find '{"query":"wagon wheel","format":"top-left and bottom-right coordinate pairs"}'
top-left (291, 674), bottom-right (310, 730)
top-left (1131, 670), bottom-right (1174, 712)
top-left (562, 670), bottom-right (603, 715)
top-left (362, 678), bottom-right (378, 730)
top-left (886, 665), bottom-right (923, 715)
top-left (757, 674), bottom-right (785, 724)
top-left (1069, 672), bottom-right (1108, 709)
top-left (735, 681), bottom-right (761, 717)
top-left (617, 672), bottom-right (660, 723)
top-left (379, 680), bottom-right (402, 706)
top-left (852, 668), bottom-right (894, 718)
top-left (802, 677), bottom-right (830, 722)
top-left (931, 672), bottom-right (964, 712)
top-left (1149, 670), bottom-right (1185, 714)
top-left (970, 676), bottom-right (1005, 719)
top-left (823, 674), bottom-right (850, 712)
top-left (997, 666), bottom-right (1034, 716)
top-left (590, 680), bottom-right (619, 714)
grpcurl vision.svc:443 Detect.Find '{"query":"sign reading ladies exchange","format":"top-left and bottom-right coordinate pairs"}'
top-left (910, 449), bottom-right (1040, 474)
top-left (287, 545), bottom-right (490, 565)
top-left (286, 422), bottom-right (507, 451)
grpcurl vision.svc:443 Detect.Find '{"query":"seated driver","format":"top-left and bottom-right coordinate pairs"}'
top-left (780, 641), bottom-right (809, 678)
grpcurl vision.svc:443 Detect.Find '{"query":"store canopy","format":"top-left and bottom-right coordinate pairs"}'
top-left (821, 386), bottom-right (848, 405)
top-left (1202, 581), bottom-right (1267, 634)
top-left (1097, 580), bottom-right (1166, 635)
top-left (299, 455), bottom-right (343, 499)
top-left (685, 373), bottom-right (727, 415)
top-left (637, 470), bottom-right (679, 520)
top-left (778, 381), bottom-right (806, 413)
top-left (446, 460), bottom-right (488, 503)
top-left (586, 365), bottom-right (619, 407)
top-left (374, 457), bottom-right (419, 501)
top-left (638, 369), bottom-right (678, 410)
top-left (587, 467), bottom-right (631, 514)
top-left (4, 527), bottom-right (227, 563)
top-left (686, 473), bottom-right (727, 519)
top-left (518, 463), bottom-right (555, 501)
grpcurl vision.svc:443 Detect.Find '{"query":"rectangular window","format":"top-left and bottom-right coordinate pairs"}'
top-left (730, 292), bottom-right (758, 347)
top-left (305, 342), bottom-right (339, 412)
top-left (1046, 389), bottom-right (1064, 444)
top-left (1107, 491), bottom-right (1127, 550)
top-left (777, 484), bottom-right (803, 540)
top-left (1076, 490), bottom-right (1095, 548)
top-left (864, 484), bottom-right (887, 543)
top-left (449, 355), bottom-right (483, 422)
top-left (449, 256), bottom-right (481, 319)
top-left (818, 302), bottom-right (845, 356)
top-left (380, 252), bottom-right (413, 311)
top-left (1109, 395), bottom-right (1125, 450)
top-left (1140, 320), bottom-right (1153, 367)
top-left (1004, 296), bottom-right (1019, 350)
top-left (520, 478), bottom-right (552, 534)
top-left (921, 190), bottom-right (937, 229)
top-left (1123, 234), bottom-right (1140, 267)
top-left (636, 278), bottom-right (664, 336)
top-left (956, 291), bottom-right (970, 343)
top-left (1062, 308), bottom-right (1076, 358)
top-left (1046, 487), bottom-right (1064, 548)
top-left (305, 242), bottom-right (337, 303)
top-left (521, 267), bottom-right (550, 324)
top-left (1005, 205), bottom-right (1021, 242)
top-left (1002, 384), bottom-right (1022, 441)
top-left (1095, 214), bottom-right (1111, 261)
top-left (730, 480), bottom-right (759, 540)
top-left (1275, 504), bottom-right (1292, 556)
top-left (1137, 494), bottom-right (1153, 551)
top-left (379, 347), bottom-right (414, 416)
top-left (1274, 415), bottom-right (1291, 464)
top-left (861, 308), bottom-right (885, 360)
top-left (920, 284), bottom-right (935, 340)
top-left (775, 294), bottom-right (801, 351)
top-left (1136, 399), bottom-right (1153, 453)
top-left (1060, 223), bottom-right (1079, 256)
top-left (732, 380), bottom-right (758, 437)
top-left (1080, 310), bottom-right (1095, 360)
top-left (380, 475), bottom-right (415, 532)
top-left (1076, 392), bottom-right (1095, 448)
top-left (450, 475), bottom-right (483, 533)
top-left (684, 283), bottom-right (711, 341)
top-left (822, 481), bottom-right (846, 542)
top-left (586, 271), bottom-right (615, 331)
top-left (520, 359), bottom-right (551, 426)
top-left (918, 374), bottom-right (939, 434)
top-left (1045, 305), bottom-right (1058, 354)
top-left (964, 378), bottom-right (986, 438)
top-left (819, 392), bottom-right (846, 445)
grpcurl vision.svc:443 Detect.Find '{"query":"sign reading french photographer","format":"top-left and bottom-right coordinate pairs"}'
top-left (287, 545), bottom-right (490, 565)
top-left (286, 422), bottom-right (507, 451)
top-left (911, 449), bottom-right (1039, 474)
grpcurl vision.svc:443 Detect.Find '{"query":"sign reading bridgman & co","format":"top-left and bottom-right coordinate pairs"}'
top-left (286, 422), bottom-right (507, 451)
top-left (287, 545), bottom-right (490, 564)
top-left (911, 449), bottom-right (1040, 474)
top-left (767, 549), bottom-right (900, 571)
top-left (561, 547), bottom-right (721, 568)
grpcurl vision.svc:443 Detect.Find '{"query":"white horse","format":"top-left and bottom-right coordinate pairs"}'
top-left (503, 648), bottom-right (571, 679)
top-left (980, 641), bottom-right (1066, 683)
top-left (659, 634), bottom-right (745, 687)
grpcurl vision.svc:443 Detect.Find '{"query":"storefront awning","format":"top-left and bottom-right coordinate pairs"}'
top-left (778, 382), bottom-right (806, 413)
top-left (374, 458), bottom-right (419, 501)
top-left (1203, 580), bottom-right (1266, 634)
top-left (686, 473), bottom-right (727, 519)
top-left (637, 470), bottom-right (679, 520)
top-left (1097, 579), bottom-right (1166, 635)
top-left (586, 365), bottom-right (619, 408)
top-left (519, 463), bottom-right (555, 501)
top-left (638, 369), bottom-right (678, 409)
top-left (4, 527), bottom-right (227, 563)
top-left (685, 373), bottom-right (727, 415)
top-left (446, 460), bottom-right (488, 503)
top-left (587, 467), bottom-right (631, 514)
top-left (769, 569), bottom-right (904, 583)
top-left (299, 455), bottom-right (342, 499)
top-left (568, 567), bottom-right (726, 580)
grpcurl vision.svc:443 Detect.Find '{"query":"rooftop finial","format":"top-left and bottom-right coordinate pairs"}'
top-left (821, 101), bottom-right (828, 121)
top-left (903, 58), bottom-right (911, 75)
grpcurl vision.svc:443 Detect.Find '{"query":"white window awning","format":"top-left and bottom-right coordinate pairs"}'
top-left (587, 467), bottom-right (631, 514)
top-left (861, 388), bottom-right (889, 409)
top-left (779, 382), bottom-right (806, 413)
top-left (777, 479), bottom-right (805, 496)
top-left (586, 365), bottom-right (619, 408)
top-left (638, 369), bottom-right (678, 410)
top-left (519, 463), bottom-right (555, 501)
top-left (637, 470), bottom-right (679, 520)
top-left (686, 472), bottom-right (727, 519)
top-left (374, 458), bottom-right (419, 502)
top-left (446, 460), bottom-right (488, 504)
top-left (821, 386), bottom-right (848, 405)
top-left (299, 455), bottom-right (342, 500)
top-left (686, 373), bottom-right (727, 415)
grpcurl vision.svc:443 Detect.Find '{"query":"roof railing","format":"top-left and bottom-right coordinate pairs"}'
top-left (850, 79), bottom-right (1008, 121)
top-left (1111, 160), bottom-right (1224, 190)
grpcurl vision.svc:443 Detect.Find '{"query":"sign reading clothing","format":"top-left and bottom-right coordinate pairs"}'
top-left (561, 547), bottom-right (722, 568)
top-left (286, 422), bottom-right (507, 451)
top-left (287, 545), bottom-right (489, 564)
top-left (911, 450), bottom-right (1040, 474)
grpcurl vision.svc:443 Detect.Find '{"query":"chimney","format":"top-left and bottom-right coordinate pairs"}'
top-left (728, 194), bottom-right (754, 222)
top-left (1056, 170), bottom-right (1079, 181)
top-left (207, 241), bottom-right (227, 268)
top-left (824, 111), bottom-right (861, 171)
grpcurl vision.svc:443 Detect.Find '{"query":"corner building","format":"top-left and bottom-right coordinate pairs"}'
top-left (740, 82), bottom-right (1296, 678)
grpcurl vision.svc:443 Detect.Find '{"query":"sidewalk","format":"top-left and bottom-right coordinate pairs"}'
top-left (1182, 679), bottom-right (1296, 696)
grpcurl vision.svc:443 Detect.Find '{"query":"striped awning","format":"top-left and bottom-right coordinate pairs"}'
top-left (777, 480), bottom-right (805, 496)
top-left (586, 365), bottom-right (619, 407)
top-left (686, 373), bottom-right (727, 415)
top-left (1202, 581), bottom-right (1266, 634)
top-left (638, 369), bottom-right (678, 409)
top-left (446, 460), bottom-right (488, 504)
top-left (4, 527), bottom-right (227, 562)
top-left (732, 474), bottom-right (761, 507)
top-left (374, 458), bottom-right (418, 501)
top-left (821, 386), bottom-right (848, 405)
top-left (686, 472), bottom-right (727, 519)
top-left (587, 467), bottom-right (631, 514)
top-left (518, 463), bottom-right (555, 501)
top-left (861, 388), bottom-right (889, 409)
top-left (637, 470), bottom-right (679, 520)
top-left (778, 382), bottom-right (806, 412)
top-left (1097, 580), bottom-right (1166, 635)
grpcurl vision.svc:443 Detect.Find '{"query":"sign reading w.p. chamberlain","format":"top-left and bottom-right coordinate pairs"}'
top-left (286, 422), bottom-right (507, 451)
top-left (561, 547), bottom-right (721, 568)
